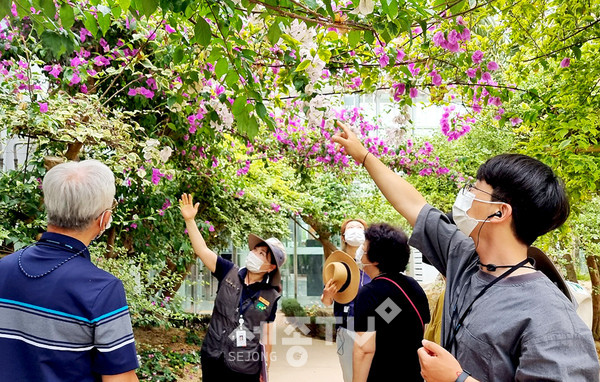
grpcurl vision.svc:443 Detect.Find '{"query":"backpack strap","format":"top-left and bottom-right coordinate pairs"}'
top-left (377, 277), bottom-right (424, 330)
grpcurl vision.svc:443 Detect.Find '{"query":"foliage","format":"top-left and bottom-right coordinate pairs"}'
top-left (137, 348), bottom-right (201, 382)
top-left (281, 297), bottom-right (307, 317)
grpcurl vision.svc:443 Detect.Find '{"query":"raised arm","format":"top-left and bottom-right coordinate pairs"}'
top-left (179, 193), bottom-right (218, 273)
top-left (332, 122), bottom-right (427, 227)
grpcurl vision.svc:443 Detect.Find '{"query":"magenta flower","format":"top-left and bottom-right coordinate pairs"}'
top-left (510, 117), bottom-right (523, 126)
top-left (93, 56), bottom-right (110, 66)
top-left (39, 102), bottom-right (48, 113)
top-left (560, 58), bottom-right (571, 68)
top-left (69, 73), bottom-right (81, 86)
top-left (165, 24), bottom-right (176, 33)
top-left (487, 61), bottom-right (499, 71)
top-left (79, 28), bottom-right (92, 42)
top-left (472, 50), bottom-right (484, 64)
top-left (43, 64), bottom-right (62, 78)
top-left (466, 68), bottom-right (477, 78)
top-left (409, 87), bottom-right (418, 98)
top-left (80, 84), bottom-right (88, 94)
top-left (128, 88), bottom-right (138, 96)
top-left (379, 54), bottom-right (389, 68)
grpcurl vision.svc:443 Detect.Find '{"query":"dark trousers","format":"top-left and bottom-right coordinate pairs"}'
top-left (201, 352), bottom-right (260, 382)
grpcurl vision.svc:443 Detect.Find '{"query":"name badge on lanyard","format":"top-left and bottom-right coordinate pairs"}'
top-left (236, 316), bottom-right (247, 347)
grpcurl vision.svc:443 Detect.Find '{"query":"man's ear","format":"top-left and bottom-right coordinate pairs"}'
top-left (267, 264), bottom-right (276, 273)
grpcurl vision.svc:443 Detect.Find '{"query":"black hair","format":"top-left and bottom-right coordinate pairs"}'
top-left (364, 223), bottom-right (410, 273)
top-left (255, 243), bottom-right (277, 266)
top-left (476, 154), bottom-right (570, 245)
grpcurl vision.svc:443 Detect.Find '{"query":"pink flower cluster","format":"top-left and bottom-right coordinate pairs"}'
top-left (440, 105), bottom-right (474, 141)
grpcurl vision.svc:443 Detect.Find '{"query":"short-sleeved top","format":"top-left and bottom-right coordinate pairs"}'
top-left (213, 257), bottom-right (279, 322)
top-left (353, 272), bottom-right (430, 382)
top-left (409, 204), bottom-right (600, 382)
top-left (0, 232), bottom-right (139, 382)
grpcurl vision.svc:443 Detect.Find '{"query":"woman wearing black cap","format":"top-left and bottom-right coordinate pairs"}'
top-left (179, 193), bottom-right (286, 382)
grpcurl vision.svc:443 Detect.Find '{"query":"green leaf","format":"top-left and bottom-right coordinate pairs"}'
top-left (119, 0), bottom-right (131, 11)
top-left (325, 0), bottom-right (335, 19)
top-left (245, 116), bottom-right (259, 139)
top-left (59, 4), bottom-right (75, 30)
top-left (0, 0), bottom-right (10, 20)
top-left (98, 13), bottom-right (111, 35)
top-left (348, 30), bottom-right (360, 48)
top-left (195, 17), bottom-right (212, 46)
top-left (388, 0), bottom-right (398, 18)
top-left (173, 46), bottom-right (184, 63)
top-left (40, 0), bottom-right (56, 19)
top-left (318, 49), bottom-right (331, 62)
top-left (295, 59), bottom-right (311, 72)
top-left (364, 30), bottom-right (374, 44)
top-left (255, 102), bottom-right (267, 119)
top-left (232, 96), bottom-right (247, 115)
top-left (267, 22), bottom-right (281, 45)
top-left (84, 12), bottom-right (99, 38)
top-left (215, 58), bottom-right (228, 77)
top-left (41, 31), bottom-right (74, 59)
top-left (225, 71), bottom-right (238, 87)
top-left (141, 0), bottom-right (158, 17)
top-left (572, 45), bottom-right (581, 60)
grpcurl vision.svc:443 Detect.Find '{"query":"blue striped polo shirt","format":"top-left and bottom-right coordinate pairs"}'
top-left (0, 232), bottom-right (139, 381)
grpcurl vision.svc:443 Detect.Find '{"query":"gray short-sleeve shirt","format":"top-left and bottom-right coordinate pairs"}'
top-left (409, 204), bottom-right (599, 382)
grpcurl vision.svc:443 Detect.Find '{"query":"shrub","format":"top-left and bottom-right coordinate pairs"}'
top-left (281, 298), bottom-right (306, 317)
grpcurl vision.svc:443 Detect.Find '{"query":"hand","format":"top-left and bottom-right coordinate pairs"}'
top-left (331, 121), bottom-right (368, 163)
top-left (418, 339), bottom-right (463, 382)
top-left (179, 193), bottom-right (199, 222)
top-left (322, 279), bottom-right (339, 301)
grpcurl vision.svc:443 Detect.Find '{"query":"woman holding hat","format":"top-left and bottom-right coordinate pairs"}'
top-left (179, 193), bottom-right (286, 382)
top-left (352, 223), bottom-right (430, 382)
top-left (321, 218), bottom-right (369, 382)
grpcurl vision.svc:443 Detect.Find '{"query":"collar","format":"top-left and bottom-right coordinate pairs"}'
top-left (39, 232), bottom-right (90, 258)
top-left (238, 267), bottom-right (270, 287)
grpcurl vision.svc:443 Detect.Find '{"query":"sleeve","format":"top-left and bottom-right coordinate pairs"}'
top-left (266, 296), bottom-right (280, 323)
top-left (212, 256), bottom-right (234, 281)
top-left (352, 286), bottom-right (378, 332)
top-left (408, 204), bottom-right (477, 279)
top-left (91, 279), bottom-right (139, 375)
top-left (516, 334), bottom-right (600, 382)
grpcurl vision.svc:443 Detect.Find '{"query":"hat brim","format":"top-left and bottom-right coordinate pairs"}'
top-left (528, 246), bottom-right (573, 302)
top-left (248, 234), bottom-right (284, 288)
top-left (323, 250), bottom-right (360, 304)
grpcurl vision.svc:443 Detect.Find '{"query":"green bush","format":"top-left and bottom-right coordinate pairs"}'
top-left (281, 298), bottom-right (306, 317)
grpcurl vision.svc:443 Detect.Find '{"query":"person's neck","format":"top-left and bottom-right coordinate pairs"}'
top-left (46, 225), bottom-right (95, 246)
top-left (475, 234), bottom-right (533, 276)
top-left (364, 265), bottom-right (382, 279)
top-left (345, 245), bottom-right (357, 257)
top-left (246, 271), bottom-right (265, 285)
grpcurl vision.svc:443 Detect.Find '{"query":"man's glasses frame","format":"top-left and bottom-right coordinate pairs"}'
top-left (462, 183), bottom-right (507, 203)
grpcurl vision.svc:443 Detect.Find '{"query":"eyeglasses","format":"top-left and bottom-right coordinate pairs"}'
top-left (462, 183), bottom-right (507, 203)
top-left (108, 199), bottom-right (118, 211)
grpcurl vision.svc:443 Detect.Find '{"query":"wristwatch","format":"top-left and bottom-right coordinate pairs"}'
top-left (455, 370), bottom-right (471, 382)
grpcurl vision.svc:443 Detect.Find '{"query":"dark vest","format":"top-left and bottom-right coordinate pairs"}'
top-left (202, 266), bottom-right (279, 374)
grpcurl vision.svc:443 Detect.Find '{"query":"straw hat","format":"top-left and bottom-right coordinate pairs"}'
top-left (322, 250), bottom-right (360, 304)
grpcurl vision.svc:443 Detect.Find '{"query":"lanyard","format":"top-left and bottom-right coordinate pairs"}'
top-left (237, 286), bottom-right (261, 328)
top-left (444, 257), bottom-right (532, 352)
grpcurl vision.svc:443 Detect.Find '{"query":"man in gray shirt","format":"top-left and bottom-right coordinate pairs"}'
top-left (333, 123), bottom-right (599, 382)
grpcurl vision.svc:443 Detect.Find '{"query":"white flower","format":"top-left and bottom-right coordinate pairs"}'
top-left (159, 147), bottom-right (173, 162)
top-left (351, 0), bottom-right (374, 15)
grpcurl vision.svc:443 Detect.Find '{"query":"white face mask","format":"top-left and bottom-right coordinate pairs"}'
top-left (356, 245), bottom-right (374, 270)
top-left (245, 251), bottom-right (264, 273)
top-left (452, 188), bottom-right (504, 236)
top-left (344, 227), bottom-right (365, 247)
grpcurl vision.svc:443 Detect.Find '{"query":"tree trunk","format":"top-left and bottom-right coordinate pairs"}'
top-left (585, 254), bottom-right (600, 340)
top-left (105, 227), bottom-right (117, 259)
top-left (562, 236), bottom-right (579, 282)
top-left (300, 214), bottom-right (337, 259)
top-left (65, 142), bottom-right (83, 161)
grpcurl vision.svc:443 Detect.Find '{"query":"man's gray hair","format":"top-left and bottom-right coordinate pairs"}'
top-left (43, 160), bottom-right (116, 230)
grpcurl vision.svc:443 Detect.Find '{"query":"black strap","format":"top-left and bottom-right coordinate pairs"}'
top-left (444, 257), bottom-right (532, 352)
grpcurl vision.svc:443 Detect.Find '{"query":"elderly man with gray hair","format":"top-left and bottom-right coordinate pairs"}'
top-left (0, 160), bottom-right (139, 382)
